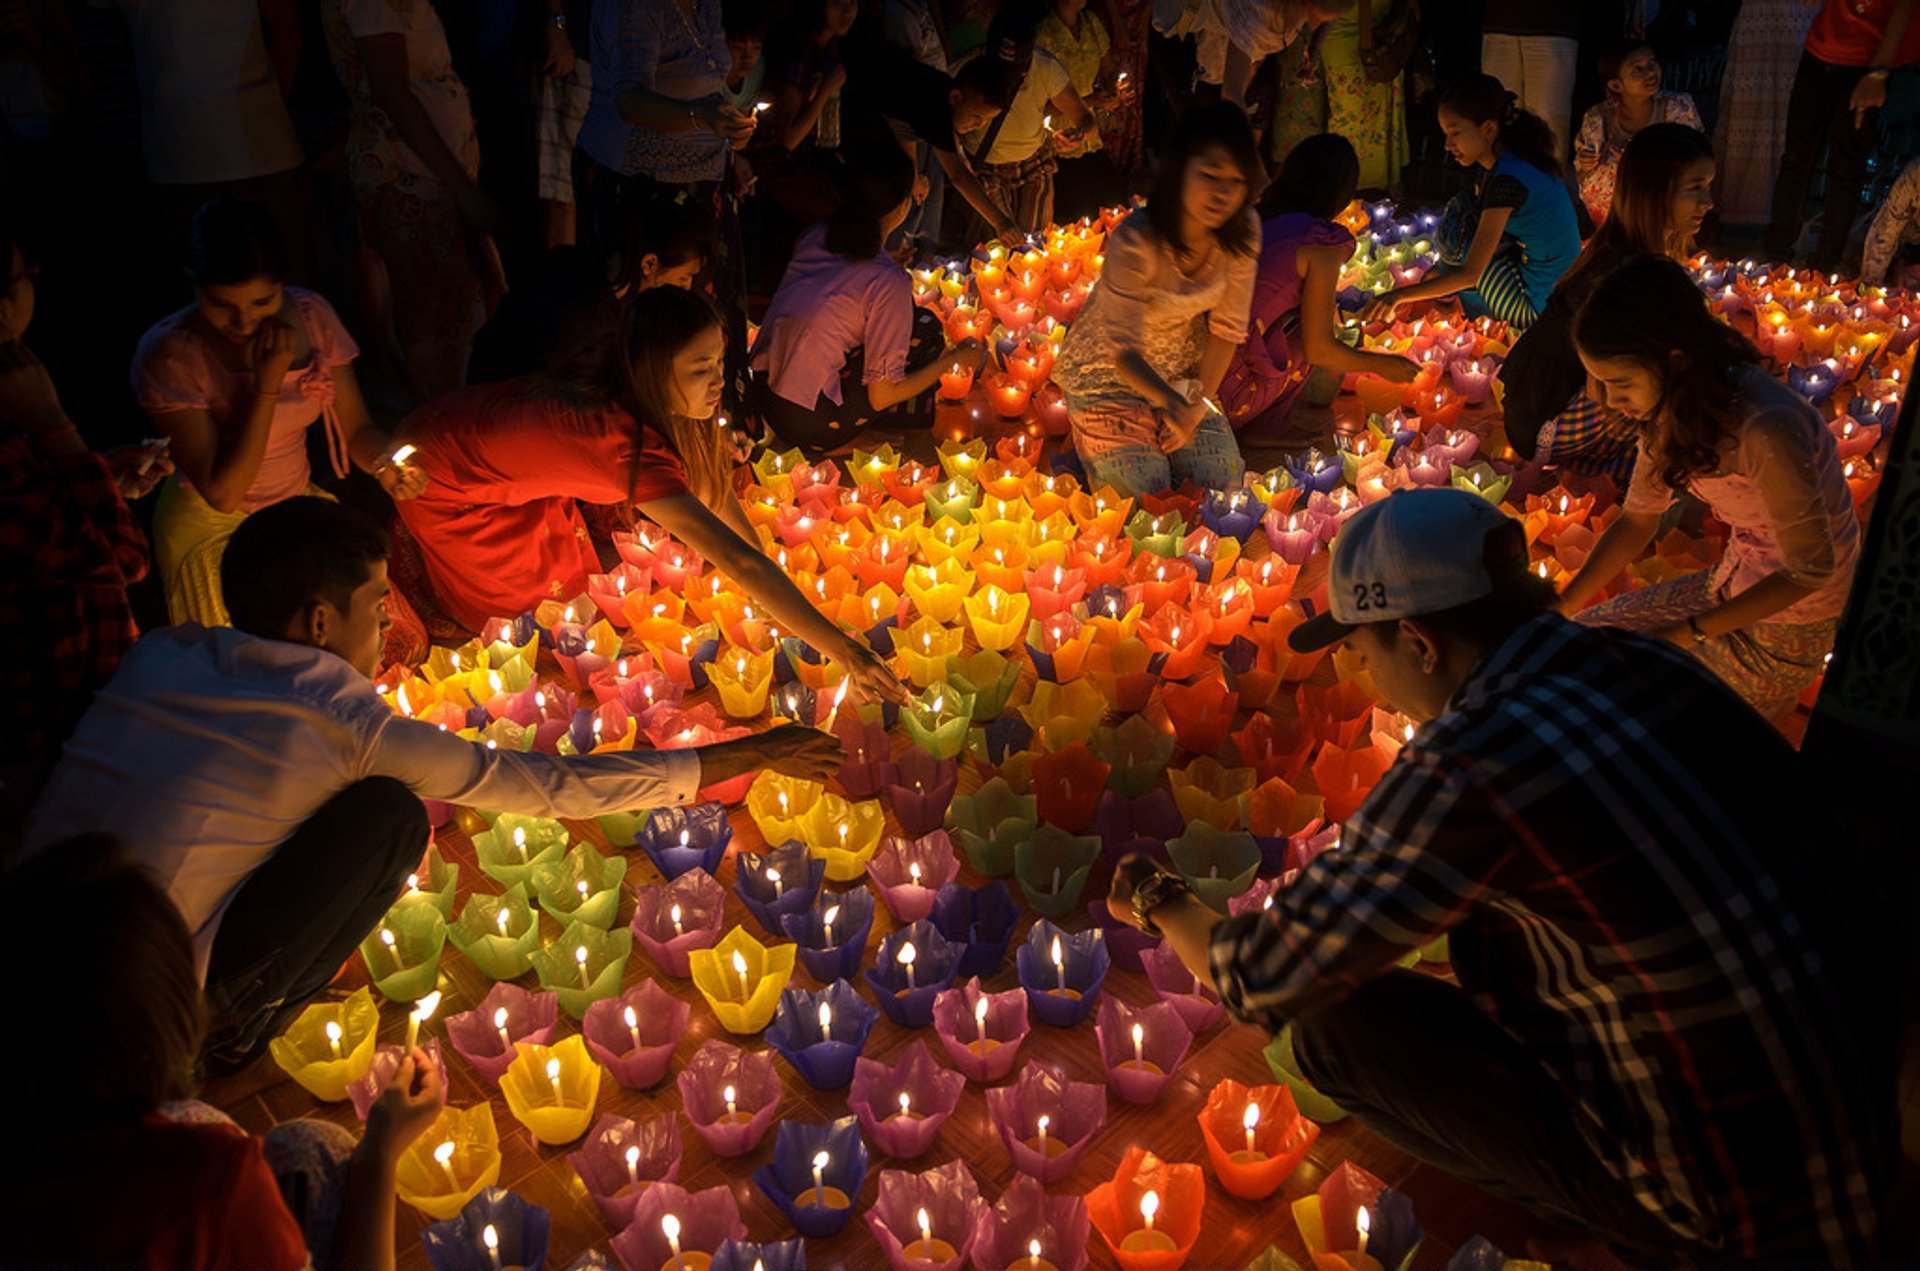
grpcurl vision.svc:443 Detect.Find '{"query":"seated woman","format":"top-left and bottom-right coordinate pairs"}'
top-left (1559, 255), bottom-right (1859, 721)
top-left (1218, 133), bottom-right (1417, 439)
top-left (134, 199), bottom-right (425, 626)
top-left (1361, 75), bottom-right (1579, 333)
top-left (395, 284), bottom-right (907, 701)
top-left (750, 143), bottom-right (985, 454)
top-left (3, 834), bottom-right (443, 1270)
top-left (1502, 124), bottom-right (1716, 479)
top-left (1572, 39), bottom-right (1702, 228)
top-left (1052, 101), bottom-right (1262, 497)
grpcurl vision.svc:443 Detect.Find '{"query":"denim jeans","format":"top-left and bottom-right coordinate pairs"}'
top-left (1077, 410), bottom-right (1245, 496)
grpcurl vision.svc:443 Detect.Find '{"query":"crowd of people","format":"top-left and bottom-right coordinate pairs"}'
top-left (1, 0), bottom-right (1914, 1266)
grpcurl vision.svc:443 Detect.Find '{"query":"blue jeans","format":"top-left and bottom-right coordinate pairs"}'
top-left (1077, 412), bottom-right (1245, 496)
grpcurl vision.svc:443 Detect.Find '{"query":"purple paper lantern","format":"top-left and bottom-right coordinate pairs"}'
top-left (609, 1182), bottom-right (744, 1271)
top-left (863, 920), bottom-right (960, 1028)
top-left (580, 980), bottom-right (689, 1089)
top-left (750, 1116), bottom-right (870, 1240)
top-left (566, 1112), bottom-right (682, 1229)
top-left (969, 1174), bottom-right (1091, 1271)
top-left (1015, 920), bottom-right (1109, 1027)
top-left (882, 752), bottom-right (959, 836)
top-left (985, 1062), bottom-right (1106, 1185)
top-left (763, 979), bottom-right (879, 1090)
top-left (847, 1038), bottom-right (965, 1158)
top-left (862, 1160), bottom-right (981, 1271)
top-left (630, 867), bottom-right (726, 977)
top-left (1082, 896), bottom-right (1160, 972)
top-left (444, 983), bottom-right (561, 1086)
top-left (1140, 939), bottom-right (1227, 1034)
top-left (833, 718), bottom-right (896, 798)
top-left (779, 884), bottom-right (875, 983)
top-left (869, 830), bottom-right (963, 924)
top-left (634, 802), bottom-right (732, 879)
top-left (929, 880), bottom-right (1018, 981)
top-left (421, 1187), bottom-right (549, 1271)
top-left (712, 1239), bottom-right (808, 1271)
top-left (732, 840), bottom-right (826, 936)
top-left (676, 1040), bottom-right (782, 1157)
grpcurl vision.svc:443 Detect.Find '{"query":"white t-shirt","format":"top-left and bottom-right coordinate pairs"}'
top-left (25, 627), bottom-right (702, 977)
top-left (967, 47), bottom-right (1073, 166)
top-left (110, 0), bottom-right (304, 184)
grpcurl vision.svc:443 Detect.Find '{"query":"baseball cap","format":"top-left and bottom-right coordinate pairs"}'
top-left (1287, 488), bottom-right (1527, 653)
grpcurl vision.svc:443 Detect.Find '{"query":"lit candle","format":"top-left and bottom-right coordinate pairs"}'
top-left (663, 1212), bottom-right (686, 1271)
top-left (1243, 1102), bottom-right (1260, 1157)
top-left (973, 996), bottom-right (990, 1047)
top-left (512, 826), bottom-right (528, 861)
top-left (1140, 1190), bottom-right (1159, 1233)
top-left (433, 1140), bottom-right (460, 1191)
top-left (1035, 1114), bottom-right (1050, 1158)
top-left (822, 904), bottom-right (839, 945)
top-left (724, 1083), bottom-right (739, 1121)
top-left (810, 1149), bottom-right (830, 1205)
top-left (1130, 1021), bottom-right (1145, 1068)
top-left (324, 1020), bottom-right (343, 1060)
top-left (731, 949), bottom-right (751, 1001)
top-left (482, 1222), bottom-right (502, 1271)
top-left (897, 1091), bottom-right (914, 1122)
top-left (575, 944), bottom-right (592, 989)
top-left (899, 940), bottom-right (918, 992)
top-left (1356, 1206), bottom-right (1371, 1263)
top-left (1029, 1239), bottom-right (1045, 1269)
top-left (546, 1056), bottom-right (565, 1105)
top-left (767, 866), bottom-right (784, 901)
top-left (823, 676), bottom-right (851, 730)
top-left (379, 926), bottom-right (398, 969)
top-left (496, 907), bottom-right (512, 937)
top-left (818, 1001), bottom-right (834, 1038)
top-left (669, 903), bottom-right (685, 937)
top-left (493, 1006), bottom-right (512, 1053)
top-left (625, 1143), bottom-right (641, 1187)
top-left (625, 1004), bottom-right (643, 1054)
top-left (1050, 935), bottom-right (1066, 993)
top-left (405, 990), bottom-right (441, 1052)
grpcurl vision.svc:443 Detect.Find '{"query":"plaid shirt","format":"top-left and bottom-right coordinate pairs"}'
top-left (1208, 613), bottom-right (1888, 1260)
top-left (0, 433), bottom-right (147, 777)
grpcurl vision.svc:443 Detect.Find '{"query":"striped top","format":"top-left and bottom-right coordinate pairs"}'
top-left (1208, 613), bottom-right (1888, 1259)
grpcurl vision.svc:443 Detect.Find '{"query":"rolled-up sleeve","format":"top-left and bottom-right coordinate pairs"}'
top-left (364, 714), bottom-right (703, 816)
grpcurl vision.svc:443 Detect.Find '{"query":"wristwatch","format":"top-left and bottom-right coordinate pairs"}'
top-left (1129, 870), bottom-right (1193, 937)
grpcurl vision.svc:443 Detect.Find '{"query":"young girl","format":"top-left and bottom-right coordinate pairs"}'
top-left (750, 144), bottom-right (986, 453)
top-left (396, 285), bottom-right (907, 702)
top-left (1573, 40), bottom-right (1703, 227)
top-left (1052, 101), bottom-right (1263, 496)
top-left (1502, 123), bottom-right (1716, 477)
top-left (1360, 75), bottom-right (1580, 332)
top-left (1560, 255), bottom-right (1858, 719)
top-left (134, 200), bottom-right (424, 627)
top-left (1218, 133), bottom-right (1417, 438)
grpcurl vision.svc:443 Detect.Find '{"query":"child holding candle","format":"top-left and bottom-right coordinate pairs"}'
top-left (133, 200), bottom-right (427, 627)
top-left (1501, 124), bottom-right (1716, 477)
top-left (1571, 40), bottom-right (1703, 227)
top-left (1561, 255), bottom-right (1860, 719)
top-left (750, 143), bottom-right (986, 452)
top-left (24, 498), bottom-right (845, 1072)
top-left (395, 284), bottom-right (907, 700)
top-left (1360, 75), bottom-right (1579, 332)
top-left (1218, 134), bottom-right (1418, 437)
top-left (1052, 102), bottom-right (1262, 497)
top-left (4, 837), bottom-right (447, 1270)
top-left (1107, 488), bottom-right (1892, 1266)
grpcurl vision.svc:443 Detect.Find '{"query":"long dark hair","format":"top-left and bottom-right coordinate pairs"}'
top-left (1144, 101), bottom-right (1265, 260)
top-left (824, 144), bottom-right (916, 262)
top-left (6, 835), bottom-right (204, 1128)
top-left (1259, 133), bottom-right (1361, 220)
top-left (1559, 124), bottom-right (1714, 297)
top-left (186, 198), bottom-right (289, 286)
top-left (1572, 254), bottom-right (1762, 490)
top-left (1439, 74), bottom-right (1562, 180)
top-left (616, 285), bottom-right (732, 505)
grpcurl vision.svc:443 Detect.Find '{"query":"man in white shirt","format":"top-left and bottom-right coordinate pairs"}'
top-left (957, 9), bottom-right (1094, 238)
top-left (24, 498), bottom-right (840, 1071)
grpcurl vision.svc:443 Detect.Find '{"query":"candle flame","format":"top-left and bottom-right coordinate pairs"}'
top-left (482, 1223), bottom-right (498, 1252)
top-left (435, 1140), bottom-right (456, 1165)
top-left (546, 1056), bottom-right (561, 1081)
top-left (494, 1006), bottom-right (509, 1029)
top-left (1243, 1101), bottom-right (1261, 1130)
top-left (325, 1020), bottom-right (343, 1044)
top-left (661, 1213), bottom-right (681, 1242)
top-left (1140, 1190), bottom-right (1160, 1224)
top-left (812, 1150), bottom-right (831, 1170)
top-left (413, 991), bottom-right (441, 1023)
top-left (731, 950), bottom-right (749, 976)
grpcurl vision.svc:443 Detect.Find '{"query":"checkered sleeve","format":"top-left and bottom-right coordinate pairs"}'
top-left (1207, 753), bottom-right (1509, 1031)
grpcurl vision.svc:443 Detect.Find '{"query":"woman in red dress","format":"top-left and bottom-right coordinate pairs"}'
top-left (394, 285), bottom-right (905, 701)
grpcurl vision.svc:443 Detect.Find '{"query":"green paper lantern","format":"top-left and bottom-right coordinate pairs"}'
top-left (530, 843), bottom-right (627, 930)
top-left (1013, 823), bottom-right (1101, 917)
top-left (359, 903), bottom-right (448, 1002)
top-left (531, 920), bottom-right (633, 1019)
top-left (473, 812), bottom-right (569, 889)
top-left (447, 883), bottom-right (541, 980)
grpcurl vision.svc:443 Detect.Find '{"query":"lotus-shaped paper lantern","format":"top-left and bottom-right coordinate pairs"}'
top-left (800, 791), bottom-right (889, 881)
top-left (580, 979), bottom-right (688, 1089)
top-left (928, 880), bottom-right (1019, 981)
top-left (566, 1112), bottom-right (682, 1229)
top-left (419, 1186), bottom-right (549, 1271)
top-left (948, 777), bottom-right (1036, 876)
top-left (751, 1116), bottom-right (870, 1239)
top-left (763, 978), bottom-right (879, 1090)
top-left (530, 921), bottom-right (632, 1019)
top-left (863, 1159), bottom-right (981, 1271)
top-left (970, 1174), bottom-right (1091, 1271)
top-left (609, 1182), bottom-right (747, 1271)
top-left (529, 841), bottom-right (626, 930)
top-left (1197, 1078), bottom-right (1320, 1199)
top-left (869, 830), bottom-right (963, 924)
top-left (500, 1033), bottom-right (602, 1145)
top-left (986, 1061), bottom-right (1106, 1184)
top-left (676, 1040), bottom-right (782, 1156)
top-left (1086, 1147), bottom-right (1205, 1271)
top-left (688, 926), bottom-right (796, 1034)
top-left (396, 1103), bottom-right (501, 1221)
top-left (1093, 996), bottom-right (1193, 1104)
top-left (1017, 920), bottom-right (1110, 1027)
top-left (630, 866), bottom-right (726, 977)
top-left (779, 884), bottom-right (875, 983)
top-left (1014, 823), bottom-right (1102, 918)
top-left (269, 986), bottom-right (380, 1101)
top-left (847, 1038), bottom-right (966, 1159)
top-left (635, 802), bottom-right (733, 880)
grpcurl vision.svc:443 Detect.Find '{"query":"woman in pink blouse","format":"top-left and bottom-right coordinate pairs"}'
top-left (134, 201), bottom-right (424, 627)
top-left (1052, 101), bottom-right (1263, 496)
top-left (750, 143), bottom-right (985, 453)
top-left (1559, 256), bottom-right (1859, 720)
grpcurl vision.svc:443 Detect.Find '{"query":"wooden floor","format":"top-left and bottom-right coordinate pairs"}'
top-left (201, 396), bottom-right (1691, 1269)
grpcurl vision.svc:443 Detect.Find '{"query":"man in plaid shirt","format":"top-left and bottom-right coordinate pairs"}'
top-left (1113, 490), bottom-right (1894, 1265)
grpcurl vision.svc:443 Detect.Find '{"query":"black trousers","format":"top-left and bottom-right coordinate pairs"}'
top-left (1765, 52), bottom-right (1878, 269)
top-left (754, 306), bottom-right (947, 455)
top-left (1289, 971), bottom-right (1685, 1255)
top-left (202, 777), bottom-right (428, 1068)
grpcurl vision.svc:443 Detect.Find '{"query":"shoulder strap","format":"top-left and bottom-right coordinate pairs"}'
top-left (971, 98), bottom-right (1014, 163)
